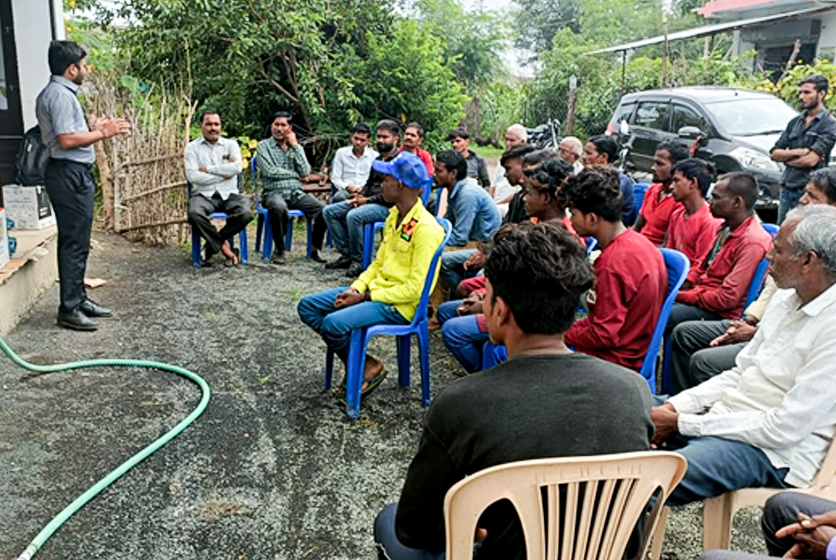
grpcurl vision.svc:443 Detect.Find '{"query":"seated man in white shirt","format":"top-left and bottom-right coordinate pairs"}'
top-left (491, 124), bottom-right (527, 216)
top-left (652, 204), bottom-right (836, 506)
top-left (329, 122), bottom-right (378, 204)
top-left (184, 110), bottom-right (253, 266)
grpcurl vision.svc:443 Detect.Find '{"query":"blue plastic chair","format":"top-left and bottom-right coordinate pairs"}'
top-left (250, 156), bottom-right (313, 261)
top-left (188, 182), bottom-right (249, 268)
top-left (641, 248), bottom-right (689, 394)
top-left (633, 183), bottom-right (650, 211)
top-left (361, 178), bottom-right (436, 269)
top-left (585, 236), bottom-right (597, 254)
top-left (325, 217), bottom-right (453, 418)
top-left (741, 223), bottom-right (779, 310)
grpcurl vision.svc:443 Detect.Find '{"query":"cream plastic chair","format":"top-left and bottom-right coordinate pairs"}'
top-left (443, 451), bottom-right (687, 560)
top-left (650, 437), bottom-right (836, 559)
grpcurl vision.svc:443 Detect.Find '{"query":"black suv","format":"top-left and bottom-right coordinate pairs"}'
top-left (607, 86), bottom-right (807, 211)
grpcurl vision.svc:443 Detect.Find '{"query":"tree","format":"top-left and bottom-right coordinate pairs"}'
top-left (512, 0), bottom-right (580, 54)
top-left (92, 0), bottom-right (466, 159)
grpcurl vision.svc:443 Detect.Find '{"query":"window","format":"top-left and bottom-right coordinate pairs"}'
top-left (613, 102), bottom-right (635, 126)
top-left (671, 105), bottom-right (708, 134)
top-left (634, 101), bottom-right (668, 130)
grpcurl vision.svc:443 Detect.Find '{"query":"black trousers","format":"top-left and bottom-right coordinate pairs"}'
top-left (187, 192), bottom-right (253, 255)
top-left (697, 492), bottom-right (836, 560)
top-left (262, 190), bottom-right (326, 255)
top-left (44, 158), bottom-right (95, 315)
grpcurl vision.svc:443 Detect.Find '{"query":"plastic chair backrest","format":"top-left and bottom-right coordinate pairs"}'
top-left (741, 223), bottom-right (778, 311)
top-left (408, 217), bottom-right (452, 328)
top-left (250, 156), bottom-right (264, 211)
top-left (584, 237), bottom-right (597, 254)
top-left (444, 451), bottom-right (687, 560)
top-left (633, 183), bottom-right (650, 211)
top-left (640, 249), bottom-right (689, 393)
top-left (762, 223), bottom-right (779, 238)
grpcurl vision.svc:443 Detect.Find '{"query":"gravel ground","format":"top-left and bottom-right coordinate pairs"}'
top-left (0, 229), bottom-right (768, 559)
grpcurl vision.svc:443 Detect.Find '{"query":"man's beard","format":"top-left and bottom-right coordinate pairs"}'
top-left (376, 142), bottom-right (394, 153)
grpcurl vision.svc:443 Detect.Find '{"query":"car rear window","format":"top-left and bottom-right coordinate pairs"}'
top-left (635, 101), bottom-right (669, 130)
top-left (670, 104), bottom-right (710, 134)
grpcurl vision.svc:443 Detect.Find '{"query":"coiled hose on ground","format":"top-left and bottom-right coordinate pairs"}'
top-left (0, 335), bottom-right (211, 560)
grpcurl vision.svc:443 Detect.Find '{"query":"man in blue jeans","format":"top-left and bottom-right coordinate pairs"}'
top-left (322, 120), bottom-right (402, 277)
top-left (298, 152), bottom-right (445, 396)
top-left (651, 205), bottom-right (836, 506)
top-left (435, 150), bottom-right (501, 296)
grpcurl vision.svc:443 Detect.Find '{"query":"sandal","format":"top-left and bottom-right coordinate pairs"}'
top-left (331, 368), bottom-right (388, 401)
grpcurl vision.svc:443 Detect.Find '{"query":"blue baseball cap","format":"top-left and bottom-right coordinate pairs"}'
top-left (372, 152), bottom-right (430, 189)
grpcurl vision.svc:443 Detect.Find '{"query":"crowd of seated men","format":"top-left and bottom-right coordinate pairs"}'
top-left (183, 107), bottom-right (836, 560)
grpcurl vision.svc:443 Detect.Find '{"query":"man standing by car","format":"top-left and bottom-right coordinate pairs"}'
top-left (770, 75), bottom-right (836, 223)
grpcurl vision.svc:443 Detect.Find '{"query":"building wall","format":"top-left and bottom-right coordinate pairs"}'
top-left (12, 0), bottom-right (63, 130)
top-left (817, 11), bottom-right (836, 61)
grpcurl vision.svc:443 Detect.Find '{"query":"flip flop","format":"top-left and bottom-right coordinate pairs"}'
top-left (360, 367), bottom-right (387, 398)
top-left (333, 368), bottom-right (388, 404)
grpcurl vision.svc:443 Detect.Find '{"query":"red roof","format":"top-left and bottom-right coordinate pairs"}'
top-left (698, 0), bottom-right (790, 17)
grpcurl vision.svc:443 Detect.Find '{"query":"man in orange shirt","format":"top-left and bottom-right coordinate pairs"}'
top-left (634, 141), bottom-right (690, 245)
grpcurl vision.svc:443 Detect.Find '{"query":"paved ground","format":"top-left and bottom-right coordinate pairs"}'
top-left (0, 230), bottom-right (768, 559)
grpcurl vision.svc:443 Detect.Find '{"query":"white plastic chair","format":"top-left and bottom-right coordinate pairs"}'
top-left (650, 437), bottom-right (836, 558)
top-left (444, 451), bottom-right (687, 560)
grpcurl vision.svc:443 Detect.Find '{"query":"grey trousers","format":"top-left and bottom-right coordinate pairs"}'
top-left (670, 319), bottom-right (746, 394)
top-left (697, 492), bottom-right (836, 560)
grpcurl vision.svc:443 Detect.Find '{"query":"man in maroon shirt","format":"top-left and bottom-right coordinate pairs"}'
top-left (635, 141), bottom-right (689, 245)
top-left (667, 172), bottom-right (773, 330)
top-left (666, 158), bottom-right (723, 274)
top-left (563, 167), bottom-right (668, 371)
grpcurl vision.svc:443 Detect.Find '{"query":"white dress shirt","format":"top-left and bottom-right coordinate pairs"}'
top-left (330, 145), bottom-right (378, 193)
top-left (492, 162), bottom-right (519, 203)
top-left (668, 282), bottom-right (836, 487)
top-left (184, 136), bottom-right (242, 200)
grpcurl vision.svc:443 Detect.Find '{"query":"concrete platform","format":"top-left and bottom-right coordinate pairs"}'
top-left (0, 225), bottom-right (57, 335)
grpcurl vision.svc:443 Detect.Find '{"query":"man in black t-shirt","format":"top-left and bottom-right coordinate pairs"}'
top-left (373, 221), bottom-right (655, 560)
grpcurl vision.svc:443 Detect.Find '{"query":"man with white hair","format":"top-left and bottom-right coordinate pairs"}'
top-left (491, 124), bottom-right (528, 216)
top-left (559, 136), bottom-right (584, 174)
top-left (651, 204), bottom-right (836, 506)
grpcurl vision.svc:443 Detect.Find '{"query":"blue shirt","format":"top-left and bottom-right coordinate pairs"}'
top-left (35, 76), bottom-right (95, 164)
top-left (445, 179), bottom-right (501, 246)
top-left (618, 170), bottom-right (637, 227)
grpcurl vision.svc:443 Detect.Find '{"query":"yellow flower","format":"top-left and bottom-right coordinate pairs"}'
top-left (249, 139), bottom-right (258, 149)
top-left (242, 158), bottom-right (249, 170)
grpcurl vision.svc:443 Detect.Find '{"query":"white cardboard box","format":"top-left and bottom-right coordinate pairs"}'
top-left (0, 207), bottom-right (10, 269)
top-left (1, 184), bottom-right (56, 230)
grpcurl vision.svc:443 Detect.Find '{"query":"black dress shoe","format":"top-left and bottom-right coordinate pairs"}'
top-left (57, 309), bottom-right (98, 331)
top-left (80, 299), bottom-right (112, 318)
top-left (270, 251), bottom-right (286, 265)
top-left (310, 250), bottom-right (326, 264)
top-left (325, 257), bottom-right (352, 269)
top-left (346, 263), bottom-right (364, 277)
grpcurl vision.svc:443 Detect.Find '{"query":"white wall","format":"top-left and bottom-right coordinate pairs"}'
top-left (817, 11), bottom-right (836, 61)
top-left (12, 0), bottom-right (64, 130)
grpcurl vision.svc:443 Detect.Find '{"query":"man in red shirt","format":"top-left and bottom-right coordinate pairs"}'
top-left (635, 141), bottom-right (690, 245)
top-left (563, 167), bottom-right (668, 371)
top-left (400, 122), bottom-right (434, 175)
top-left (668, 172), bottom-right (773, 330)
top-left (666, 158), bottom-right (723, 274)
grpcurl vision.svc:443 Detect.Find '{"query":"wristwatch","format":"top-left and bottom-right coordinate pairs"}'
top-left (364, 291), bottom-right (372, 302)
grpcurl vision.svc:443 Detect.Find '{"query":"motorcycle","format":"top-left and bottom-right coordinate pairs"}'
top-left (526, 118), bottom-right (561, 151)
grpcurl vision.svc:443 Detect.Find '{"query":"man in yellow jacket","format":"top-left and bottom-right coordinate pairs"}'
top-left (297, 152), bottom-right (445, 397)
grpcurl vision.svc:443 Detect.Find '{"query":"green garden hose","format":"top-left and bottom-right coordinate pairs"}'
top-left (0, 335), bottom-right (211, 560)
